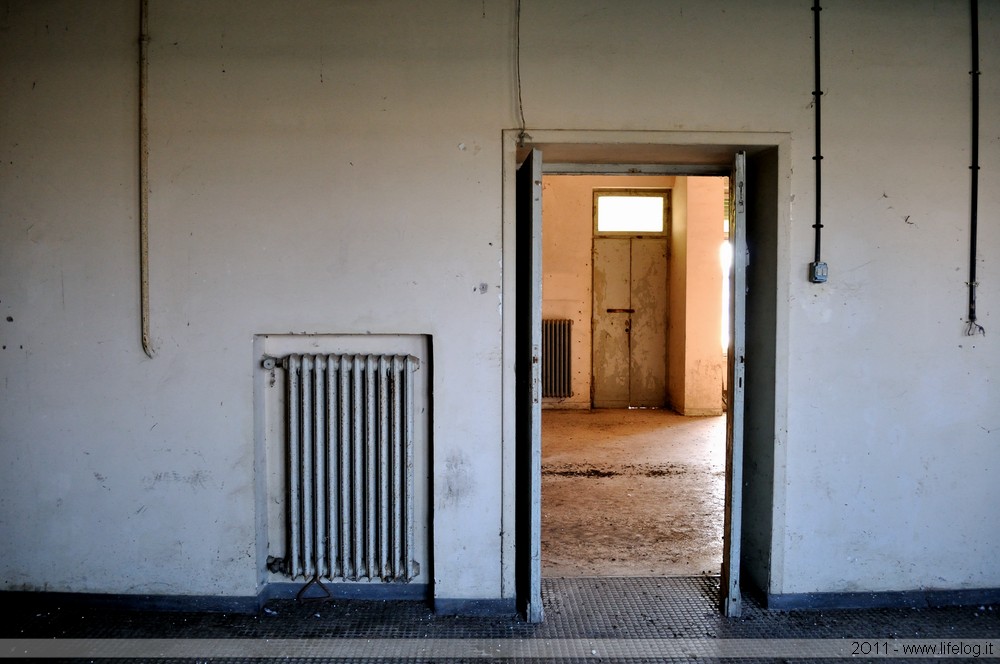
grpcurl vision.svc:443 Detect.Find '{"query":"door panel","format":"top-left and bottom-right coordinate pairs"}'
top-left (629, 238), bottom-right (669, 407)
top-left (592, 238), bottom-right (631, 408)
top-left (515, 148), bottom-right (543, 623)
top-left (592, 237), bottom-right (668, 408)
top-left (721, 151), bottom-right (747, 618)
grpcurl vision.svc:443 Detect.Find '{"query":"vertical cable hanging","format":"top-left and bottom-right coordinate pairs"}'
top-left (515, 0), bottom-right (530, 147)
top-left (139, 0), bottom-right (155, 357)
top-left (809, 0), bottom-right (828, 283)
top-left (965, 0), bottom-right (985, 336)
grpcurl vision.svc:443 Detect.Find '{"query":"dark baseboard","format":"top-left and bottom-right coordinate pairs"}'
top-left (10, 584), bottom-right (992, 617)
top-left (1, 590), bottom-right (260, 614)
top-left (433, 597), bottom-right (516, 617)
top-left (765, 587), bottom-right (1000, 611)
top-left (260, 581), bottom-right (429, 603)
top-left (2, 582), bottom-right (431, 615)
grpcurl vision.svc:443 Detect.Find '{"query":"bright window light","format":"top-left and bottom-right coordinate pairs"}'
top-left (596, 196), bottom-right (665, 233)
top-left (720, 240), bottom-right (733, 351)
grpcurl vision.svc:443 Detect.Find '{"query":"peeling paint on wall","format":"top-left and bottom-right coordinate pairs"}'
top-left (142, 470), bottom-right (212, 491)
top-left (441, 450), bottom-right (473, 508)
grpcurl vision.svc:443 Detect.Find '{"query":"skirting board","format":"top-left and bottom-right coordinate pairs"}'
top-left (3, 583), bottom-right (431, 616)
top-left (765, 587), bottom-right (1000, 611)
top-left (1, 590), bottom-right (260, 614)
top-left (433, 597), bottom-right (517, 617)
top-left (261, 582), bottom-right (429, 603)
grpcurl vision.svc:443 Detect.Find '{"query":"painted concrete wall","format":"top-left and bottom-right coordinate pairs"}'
top-left (540, 176), bottom-right (594, 409)
top-left (667, 177), bottom-right (726, 416)
top-left (2, 0), bottom-right (998, 605)
top-left (668, 178), bottom-right (689, 412)
top-left (1, 0), bottom-right (511, 603)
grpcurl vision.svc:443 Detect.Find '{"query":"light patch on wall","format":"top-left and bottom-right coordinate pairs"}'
top-left (720, 240), bottom-right (733, 352)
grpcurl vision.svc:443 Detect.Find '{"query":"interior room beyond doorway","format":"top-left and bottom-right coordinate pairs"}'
top-left (541, 174), bottom-right (728, 414)
top-left (540, 173), bottom-right (729, 578)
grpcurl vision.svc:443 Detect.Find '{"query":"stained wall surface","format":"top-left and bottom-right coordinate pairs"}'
top-left (1, 0), bottom-right (997, 604)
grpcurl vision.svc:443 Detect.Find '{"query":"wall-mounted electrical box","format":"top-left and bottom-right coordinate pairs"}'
top-left (809, 261), bottom-right (828, 283)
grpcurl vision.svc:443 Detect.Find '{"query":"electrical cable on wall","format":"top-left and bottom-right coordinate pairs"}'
top-left (965, 0), bottom-right (985, 336)
top-left (515, 0), bottom-right (530, 147)
top-left (139, 0), bottom-right (155, 357)
top-left (809, 0), bottom-right (828, 283)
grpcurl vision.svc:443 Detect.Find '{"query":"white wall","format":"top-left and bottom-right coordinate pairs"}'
top-left (1, 0), bottom-right (512, 602)
top-left (1, 0), bottom-right (997, 604)
top-left (668, 176), bottom-right (726, 416)
top-left (539, 175), bottom-right (595, 409)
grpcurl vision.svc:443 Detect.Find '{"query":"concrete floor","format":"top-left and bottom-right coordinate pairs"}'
top-left (9, 577), bottom-right (999, 662)
top-left (542, 408), bottom-right (725, 578)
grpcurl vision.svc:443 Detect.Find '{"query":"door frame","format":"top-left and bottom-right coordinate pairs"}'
top-left (514, 148), bottom-right (544, 623)
top-left (501, 129), bottom-right (790, 617)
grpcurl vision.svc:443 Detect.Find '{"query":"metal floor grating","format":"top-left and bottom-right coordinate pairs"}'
top-left (4, 576), bottom-right (998, 662)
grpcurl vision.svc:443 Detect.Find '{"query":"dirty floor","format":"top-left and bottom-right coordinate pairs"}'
top-left (6, 576), bottom-right (998, 662)
top-left (542, 408), bottom-right (725, 578)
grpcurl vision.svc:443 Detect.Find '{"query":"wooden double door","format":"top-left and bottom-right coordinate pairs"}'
top-left (592, 236), bottom-right (668, 409)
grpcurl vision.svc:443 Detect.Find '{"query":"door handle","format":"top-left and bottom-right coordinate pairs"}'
top-left (606, 308), bottom-right (635, 313)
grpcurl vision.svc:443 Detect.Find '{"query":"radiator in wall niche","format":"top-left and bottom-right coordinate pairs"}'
top-left (264, 353), bottom-right (420, 583)
top-left (542, 319), bottom-right (572, 398)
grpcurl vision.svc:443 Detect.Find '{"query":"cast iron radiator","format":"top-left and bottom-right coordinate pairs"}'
top-left (542, 319), bottom-right (572, 398)
top-left (266, 353), bottom-right (420, 583)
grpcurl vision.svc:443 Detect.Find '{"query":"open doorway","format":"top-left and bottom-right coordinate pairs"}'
top-left (507, 132), bottom-right (783, 621)
top-left (540, 174), bottom-right (729, 579)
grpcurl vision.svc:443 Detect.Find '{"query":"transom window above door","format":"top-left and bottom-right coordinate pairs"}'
top-left (594, 189), bottom-right (670, 235)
